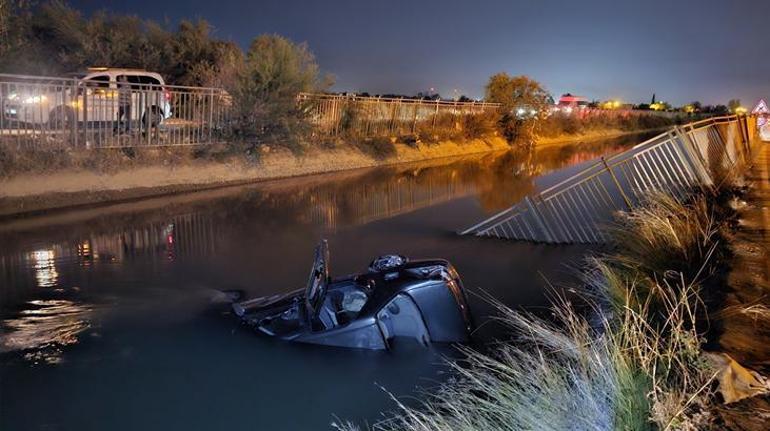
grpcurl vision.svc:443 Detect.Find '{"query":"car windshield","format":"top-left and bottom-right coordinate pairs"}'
top-left (304, 240), bottom-right (330, 319)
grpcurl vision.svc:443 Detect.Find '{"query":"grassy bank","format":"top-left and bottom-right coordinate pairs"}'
top-left (336, 172), bottom-right (768, 430)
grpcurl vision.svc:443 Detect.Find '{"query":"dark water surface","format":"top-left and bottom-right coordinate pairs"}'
top-left (0, 134), bottom-right (654, 430)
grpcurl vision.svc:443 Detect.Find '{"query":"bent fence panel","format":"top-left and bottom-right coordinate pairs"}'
top-left (461, 115), bottom-right (757, 244)
top-left (0, 73), bottom-right (232, 149)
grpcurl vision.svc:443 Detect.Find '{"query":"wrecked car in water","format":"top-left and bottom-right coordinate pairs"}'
top-left (232, 240), bottom-right (473, 350)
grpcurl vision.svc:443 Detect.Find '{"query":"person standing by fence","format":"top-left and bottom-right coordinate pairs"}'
top-left (115, 75), bottom-right (132, 134)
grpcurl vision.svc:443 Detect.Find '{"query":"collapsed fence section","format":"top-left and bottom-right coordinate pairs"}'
top-left (0, 73), bottom-right (232, 149)
top-left (298, 93), bottom-right (501, 137)
top-left (461, 115), bottom-right (758, 244)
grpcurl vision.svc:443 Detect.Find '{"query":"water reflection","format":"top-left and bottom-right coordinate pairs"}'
top-left (0, 134), bottom-right (657, 430)
top-left (0, 133), bottom-right (650, 365)
top-left (29, 249), bottom-right (59, 288)
top-left (1, 299), bottom-right (93, 365)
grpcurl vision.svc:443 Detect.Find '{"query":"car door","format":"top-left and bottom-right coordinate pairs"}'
top-left (376, 293), bottom-right (430, 347)
top-left (119, 75), bottom-right (162, 122)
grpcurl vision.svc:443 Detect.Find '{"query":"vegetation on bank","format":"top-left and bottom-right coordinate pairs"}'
top-left (536, 112), bottom-right (682, 139)
top-left (335, 174), bottom-right (759, 430)
top-left (1, 1), bottom-right (682, 158)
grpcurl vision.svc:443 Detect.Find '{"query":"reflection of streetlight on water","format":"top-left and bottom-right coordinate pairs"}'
top-left (29, 249), bottom-right (59, 288)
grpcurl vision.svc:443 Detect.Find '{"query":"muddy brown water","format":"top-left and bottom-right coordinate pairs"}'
top-left (0, 134), bottom-right (655, 430)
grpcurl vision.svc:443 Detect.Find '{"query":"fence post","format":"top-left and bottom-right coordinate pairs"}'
top-left (388, 99), bottom-right (397, 134)
top-left (601, 156), bottom-right (633, 209)
top-left (82, 82), bottom-right (89, 149)
top-left (412, 100), bottom-right (419, 134)
top-left (208, 90), bottom-right (214, 144)
top-left (432, 100), bottom-right (439, 130)
top-left (673, 126), bottom-right (713, 186)
top-left (71, 78), bottom-right (79, 148)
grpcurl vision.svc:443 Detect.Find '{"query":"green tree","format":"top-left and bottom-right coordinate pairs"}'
top-left (0, 0), bottom-right (9, 55)
top-left (234, 34), bottom-right (327, 149)
top-left (484, 73), bottom-right (551, 115)
top-left (728, 99), bottom-right (742, 113)
top-left (484, 73), bottom-right (551, 144)
top-left (0, 2), bottom-right (242, 86)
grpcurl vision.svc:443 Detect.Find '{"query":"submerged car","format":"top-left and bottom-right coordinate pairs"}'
top-left (232, 240), bottom-right (473, 350)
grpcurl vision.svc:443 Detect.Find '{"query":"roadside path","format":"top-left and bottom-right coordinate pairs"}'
top-left (716, 142), bottom-right (770, 429)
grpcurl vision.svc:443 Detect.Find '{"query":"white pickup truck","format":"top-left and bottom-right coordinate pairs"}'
top-left (2, 67), bottom-right (173, 128)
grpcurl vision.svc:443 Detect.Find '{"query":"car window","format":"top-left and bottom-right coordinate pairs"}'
top-left (119, 75), bottom-right (161, 88)
top-left (84, 75), bottom-right (110, 88)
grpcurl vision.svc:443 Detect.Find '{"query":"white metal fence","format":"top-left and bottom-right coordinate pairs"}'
top-left (298, 93), bottom-right (501, 137)
top-left (461, 115), bottom-right (757, 243)
top-left (0, 73), bottom-right (231, 149)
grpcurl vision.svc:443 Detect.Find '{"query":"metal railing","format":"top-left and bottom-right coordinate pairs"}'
top-left (461, 115), bottom-right (759, 243)
top-left (298, 93), bottom-right (501, 137)
top-left (0, 73), bottom-right (232, 149)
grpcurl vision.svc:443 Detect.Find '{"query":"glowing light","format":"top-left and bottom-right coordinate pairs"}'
top-left (516, 108), bottom-right (526, 116)
top-left (29, 249), bottom-right (59, 288)
top-left (22, 95), bottom-right (47, 104)
top-left (735, 106), bottom-right (748, 115)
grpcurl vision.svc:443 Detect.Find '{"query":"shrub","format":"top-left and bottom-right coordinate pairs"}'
top-left (232, 34), bottom-right (327, 152)
top-left (461, 112), bottom-right (497, 140)
top-left (351, 136), bottom-right (396, 160)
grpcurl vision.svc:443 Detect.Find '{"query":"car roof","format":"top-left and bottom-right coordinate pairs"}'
top-left (70, 68), bottom-right (165, 81)
top-left (352, 259), bottom-right (453, 316)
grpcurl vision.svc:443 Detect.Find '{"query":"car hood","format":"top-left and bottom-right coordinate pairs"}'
top-left (232, 289), bottom-right (307, 338)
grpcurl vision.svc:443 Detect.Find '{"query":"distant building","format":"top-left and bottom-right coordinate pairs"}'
top-left (557, 93), bottom-right (589, 109)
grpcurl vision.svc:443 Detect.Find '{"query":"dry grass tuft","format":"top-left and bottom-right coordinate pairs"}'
top-left (333, 270), bottom-right (715, 431)
top-left (335, 188), bottom-right (741, 431)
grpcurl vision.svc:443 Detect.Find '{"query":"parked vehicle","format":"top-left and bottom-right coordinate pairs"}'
top-left (232, 240), bottom-right (474, 350)
top-left (2, 67), bottom-right (172, 128)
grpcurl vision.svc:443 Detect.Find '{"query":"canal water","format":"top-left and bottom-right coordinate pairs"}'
top-left (0, 134), bottom-right (653, 430)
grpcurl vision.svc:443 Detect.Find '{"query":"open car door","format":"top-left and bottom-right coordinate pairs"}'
top-left (304, 240), bottom-right (330, 322)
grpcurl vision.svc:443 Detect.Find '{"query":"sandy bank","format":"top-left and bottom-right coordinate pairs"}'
top-left (533, 127), bottom-right (669, 148)
top-left (0, 137), bottom-right (510, 216)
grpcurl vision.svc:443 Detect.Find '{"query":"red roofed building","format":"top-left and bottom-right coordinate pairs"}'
top-left (557, 93), bottom-right (589, 108)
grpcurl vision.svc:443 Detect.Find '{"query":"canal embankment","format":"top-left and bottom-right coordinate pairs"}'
top-left (0, 128), bottom-right (664, 218)
top-left (0, 135), bottom-right (507, 217)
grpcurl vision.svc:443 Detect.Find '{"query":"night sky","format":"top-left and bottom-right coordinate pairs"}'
top-left (70, 0), bottom-right (769, 106)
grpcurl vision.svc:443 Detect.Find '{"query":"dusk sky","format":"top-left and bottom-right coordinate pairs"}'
top-left (70, 0), bottom-right (769, 106)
